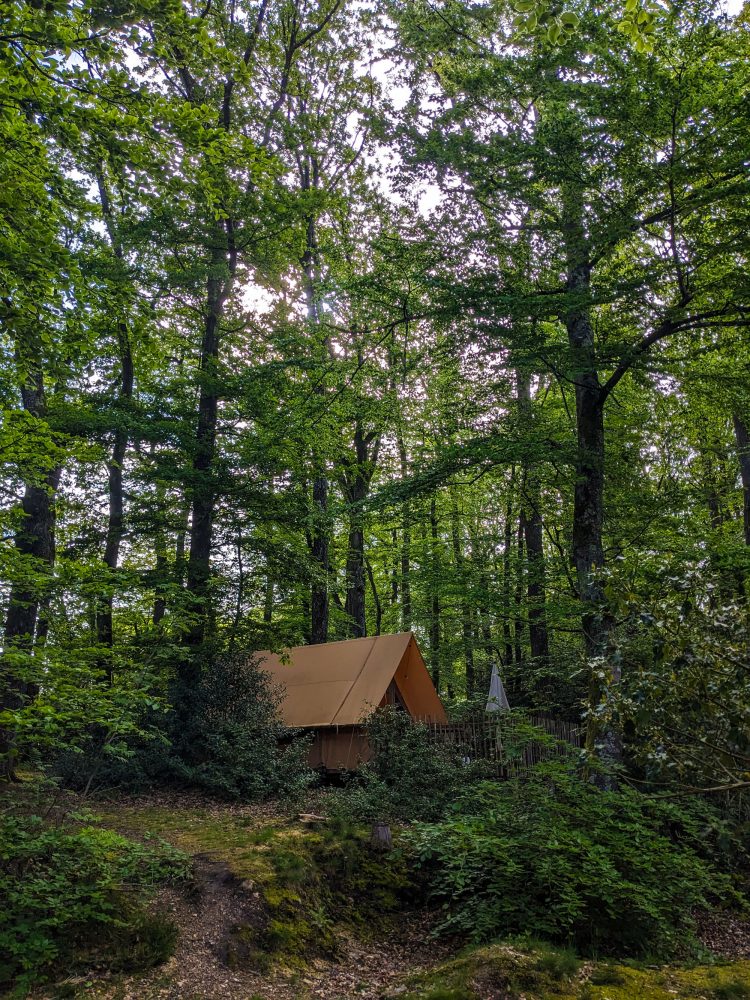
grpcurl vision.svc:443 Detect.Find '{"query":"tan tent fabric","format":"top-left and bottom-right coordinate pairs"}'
top-left (255, 632), bottom-right (446, 728)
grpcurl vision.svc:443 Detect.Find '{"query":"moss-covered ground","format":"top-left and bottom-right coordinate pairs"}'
top-left (94, 795), bottom-right (413, 970)
top-left (395, 940), bottom-right (750, 1000)
top-left (84, 794), bottom-right (750, 1000)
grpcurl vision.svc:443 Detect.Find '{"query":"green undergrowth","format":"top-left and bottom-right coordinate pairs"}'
top-left (0, 784), bottom-right (191, 997)
top-left (393, 941), bottom-right (750, 1000)
top-left (95, 800), bottom-right (414, 970)
top-left (406, 767), bottom-right (747, 957)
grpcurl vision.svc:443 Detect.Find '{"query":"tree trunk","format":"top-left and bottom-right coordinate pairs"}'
top-left (302, 212), bottom-right (330, 646)
top-left (95, 321), bottom-right (133, 682)
top-left (397, 432), bottom-right (412, 631)
top-left (450, 492), bottom-right (475, 697)
top-left (174, 498), bottom-right (189, 585)
top-left (185, 237), bottom-right (229, 651)
top-left (733, 414), bottom-right (750, 547)
top-left (516, 370), bottom-right (550, 665)
top-left (502, 497), bottom-right (514, 668)
top-left (390, 528), bottom-right (399, 603)
top-left (340, 422), bottom-right (380, 640)
top-left (429, 496), bottom-right (442, 691)
top-left (310, 474), bottom-right (329, 643)
top-left (470, 526), bottom-right (496, 694)
top-left (562, 178), bottom-right (620, 778)
top-left (94, 170), bottom-right (134, 684)
top-left (514, 513), bottom-right (524, 666)
top-left (523, 501), bottom-right (550, 664)
top-left (344, 511), bottom-right (367, 637)
top-left (365, 555), bottom-right (382, 635)
top-left (1, 356), bottom-right (60, 779)
top-left (231, 533), bottom-right (246, 645)
top-left (152, 482), bottom-right (168, 627)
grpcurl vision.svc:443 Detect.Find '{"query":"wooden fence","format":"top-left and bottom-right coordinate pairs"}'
top-left (414, 713), bottom-right (583, 778)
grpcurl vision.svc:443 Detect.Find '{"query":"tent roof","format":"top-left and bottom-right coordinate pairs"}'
top-left (254, 633), bottom-right (439, 728)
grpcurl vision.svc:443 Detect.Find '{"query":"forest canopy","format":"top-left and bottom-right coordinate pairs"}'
top-left (0, 0), bottom-right (749, 795)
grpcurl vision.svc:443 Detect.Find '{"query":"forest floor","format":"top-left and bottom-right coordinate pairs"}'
top-left (38, 789), bottom-right (750, 1000)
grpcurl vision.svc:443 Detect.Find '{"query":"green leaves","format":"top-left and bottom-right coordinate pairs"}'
top-left (0, 807), bottom-right (190, 990)
top-left (510, 0), bottom-right (579, 45)
top-left (615, 0), bottom-right (659, 50)
top-left (407, 766), bottom-right (739, 956)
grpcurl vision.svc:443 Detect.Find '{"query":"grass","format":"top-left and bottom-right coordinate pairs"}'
top-left (92, 797), bottom-right (750, 1000)
top-left (710, 983), bottom-right (750, 999)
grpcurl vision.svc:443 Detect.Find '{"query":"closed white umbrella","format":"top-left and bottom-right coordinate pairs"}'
top-left (485, 662), bottom-right (510, 713)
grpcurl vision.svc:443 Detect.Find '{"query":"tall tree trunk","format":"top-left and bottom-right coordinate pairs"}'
top-left (95, 325), bottom-right (133, 681)
top-left (340, 421), bottom-right (380, 639)
top-left (390, 528), bottom-right (399, 604)
top-left (516, 369), bottom-right (550, 665)
top-left (152, 482), bottom-right (168, 627)
top-left (733, 414), bottom-right (750, 548)
top-left (344, 505), bottom-right (367, 638)
top-left (429, 496), bottom-right (442, 691)
top-left (174, 498), bottom-right (189, 586)
top-left (185, 236), bottom-right (232, 651)
top-left (514, 513), bottom-right (524, 666)
top-left (153, 553), bottom-right (168, 626)
top-left (502, 494), bottom-right (514, 668)
top-left (450, 492), bottom-right (475, 697)
top-left (230, 533), bottom-right (246, 647)
top-left (310, 473), bottom-right (329, 643)
top-left (397, 432), bottom-right (412, 631)
top-left (562, 178), bottom-right (620, 777)
top-left (1, 352), bottom-right (60, 779)
top-left (365, 555), bottom-right (382, 635)
top-left (469, 526), bottom-right (496, 694)
top-left (523, 499), bottom-right (550, 663)
top-left (94, 170), bottom-right (134, 684)
top-left (302, 212), bottom-right (330, 645)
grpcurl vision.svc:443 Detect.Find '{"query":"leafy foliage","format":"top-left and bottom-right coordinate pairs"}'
top-left (1, 0), bottom-right (749, 980)
top-left (167, 655), bottom-right (315, 801)
top-left (330, 707), bottom-right (490, 823)
top-left (597, 561), bottom-right (750, 795)
top-left (61, 655), bottom-right (316, 802)
top-left (408, 765), bottom-right (744, 957)
top-left (0, 806), bottom-right (190, 992)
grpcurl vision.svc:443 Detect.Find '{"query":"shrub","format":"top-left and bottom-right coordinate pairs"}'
top-left (0, 809), bottom-right (191, 993)
top-left (330, 707), bottom-right (491, 823)
top-left (407, 763), bottom-right (743, 958)
top-left (332, 708), bottom-right (571, 824)
top-left (58, 653), bottom-right (316, 802)
top-left (170, 653), bottom-right (315, 801)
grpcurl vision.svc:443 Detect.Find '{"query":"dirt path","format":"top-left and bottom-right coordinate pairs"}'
top-left (71, 854), bottom-right (445, 1000)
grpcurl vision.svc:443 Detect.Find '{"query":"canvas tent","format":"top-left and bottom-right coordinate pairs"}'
top-left (485, 663), bottom-right (511, 713)
top-left (255, 632), bottom-right (447, 770)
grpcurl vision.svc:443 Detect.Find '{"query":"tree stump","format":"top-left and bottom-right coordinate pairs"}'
top-left (370, 820), bottom-right (392, 851)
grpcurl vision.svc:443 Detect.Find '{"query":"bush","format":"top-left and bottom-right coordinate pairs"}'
top-left (0, 809), bottom-right (191, 993)
top-left (407, 763), bottom-right (744, 958)
top-left (331, 708), bottom-right (570, 824)
top-left (57, 653), bottom-right (316, 802)
top-left (169, 653), bottom-right (315, 801)
top-left (330, 708), bottom-right (495, 823)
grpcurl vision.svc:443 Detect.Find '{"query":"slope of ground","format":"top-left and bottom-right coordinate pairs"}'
top-left (36, 789), bottom-right (750, 1000)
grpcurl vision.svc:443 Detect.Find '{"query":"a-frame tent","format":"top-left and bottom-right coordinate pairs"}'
top-left (255, 632), bottom-right (446, 770)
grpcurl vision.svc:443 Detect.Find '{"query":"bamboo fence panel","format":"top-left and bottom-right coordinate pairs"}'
top-left (413, 713), bottom-right (582, 779)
